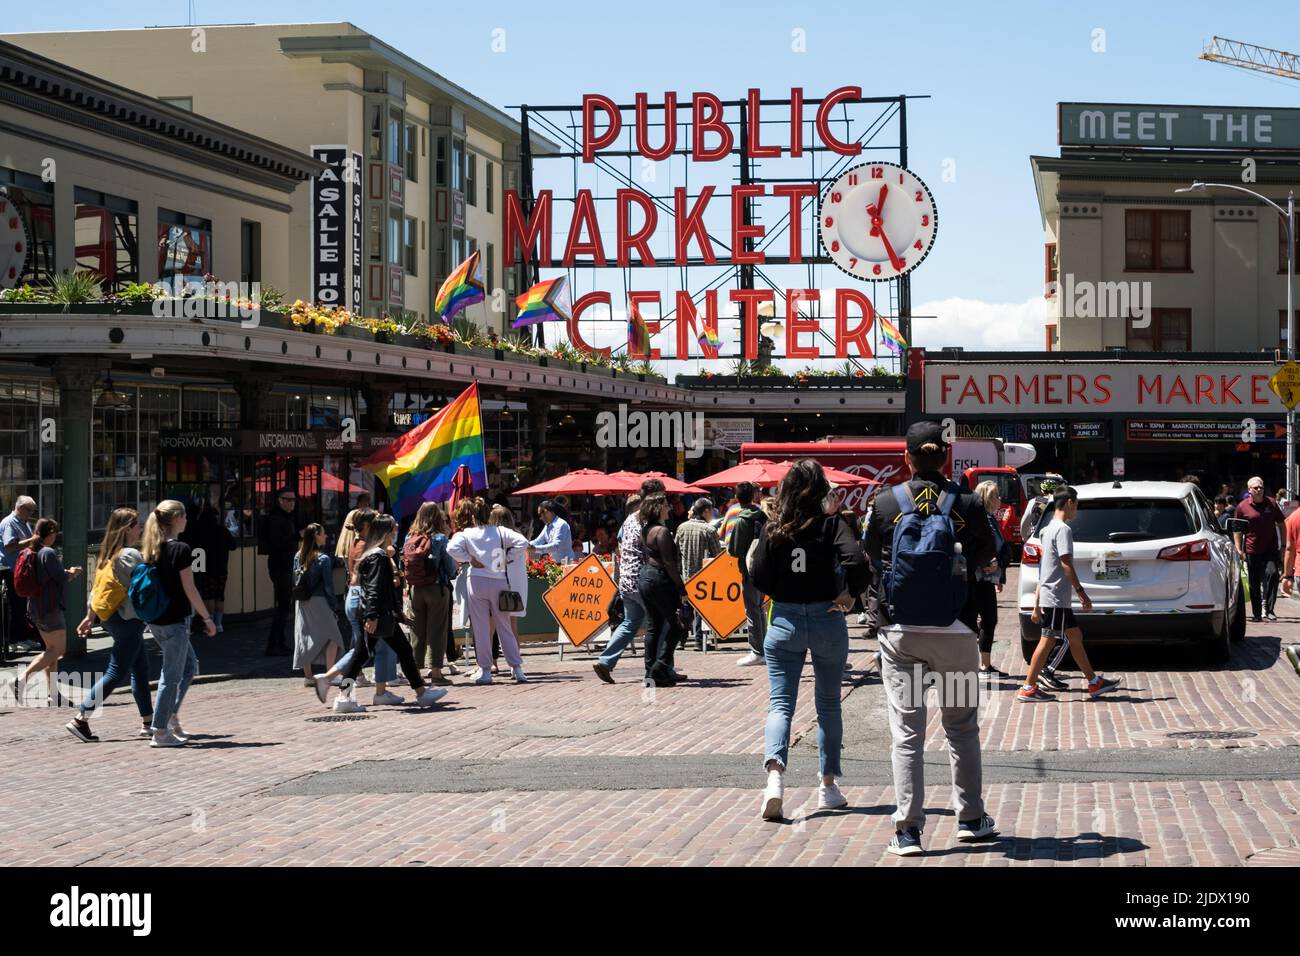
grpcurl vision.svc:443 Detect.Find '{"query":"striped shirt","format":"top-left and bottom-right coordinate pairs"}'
top-left (718, 503), bottom-right (743, 545)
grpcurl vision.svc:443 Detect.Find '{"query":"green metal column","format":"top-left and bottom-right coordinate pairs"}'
top-left (52, 359), bottom-right (101, 658)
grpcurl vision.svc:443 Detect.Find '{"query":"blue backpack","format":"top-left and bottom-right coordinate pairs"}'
top-left (128, 560), bottom-right (170, 623)
top-left (885, 482), bottom-right (967, 627)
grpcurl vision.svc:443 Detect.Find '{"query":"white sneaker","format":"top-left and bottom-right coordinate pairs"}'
top-left (167, 716), bottom-right (190, 742)
top-left (761, 769), bottom-right (784, 820)
top-left (353, 672), bottom-right (373, 688)
top-left (313, 675), bottom-right (331, 705)
top-left (215, 623), bottom-right (224, 634)
top-left (372, 690), bottom-right (405, 706)
top-left (511, 667), bottom-right (528, 684)
top-left (150, 730), bottom-right (187, 748)
top-left (737, 652), bottom-right (764, 667)
top-left (445, 663), bottom-right (461, 676)
top-left (473, 671), bottom-right (494, 685)
top-left (333, 696), bottom-right (367, 713)
top-left (856, 612), bottom-right (868, 625)
top-left (415, 687), bottom-right (448, 707)
top-left (817, 780), bottom-right (849, 810)
top-left (388, 675), bottom-right (408, 687)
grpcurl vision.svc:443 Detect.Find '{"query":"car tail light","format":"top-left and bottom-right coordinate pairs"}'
top-left (1022, 542), bottom-right (1041, 564)
top-left (1158, 540), bottom-right (1210, 561)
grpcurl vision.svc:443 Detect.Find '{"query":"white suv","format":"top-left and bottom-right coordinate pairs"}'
top-left (1017, 481), bottom-right (1246, 663)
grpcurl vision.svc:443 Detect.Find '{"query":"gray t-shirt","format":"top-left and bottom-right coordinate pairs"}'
top-left (1038, 519), bottom-right (1074, 609)
top-left (112, 547), bottom-right (144, 621)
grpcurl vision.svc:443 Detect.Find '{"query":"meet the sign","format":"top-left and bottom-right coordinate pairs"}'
top-left (1059, 103), bottom-right (1300, 150)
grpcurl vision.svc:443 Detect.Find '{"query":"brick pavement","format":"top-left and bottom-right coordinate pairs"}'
top-left (2, 569), bottom-right (1299, 866)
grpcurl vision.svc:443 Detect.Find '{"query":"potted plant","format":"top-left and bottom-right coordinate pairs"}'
top-left (517, 554), bottom-right (566, 640)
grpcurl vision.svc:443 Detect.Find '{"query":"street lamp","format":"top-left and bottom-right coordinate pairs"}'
top-left (1176, 181), bottom-right (1296, 494)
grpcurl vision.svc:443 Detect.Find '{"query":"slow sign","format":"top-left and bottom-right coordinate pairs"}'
top-left (685, 553), bottom-right (748, 640)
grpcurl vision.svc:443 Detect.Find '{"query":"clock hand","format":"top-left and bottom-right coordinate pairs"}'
top-left (866, 203), bottom-right (905, 272)
top-left (876, 183), bottom-right (888, 216)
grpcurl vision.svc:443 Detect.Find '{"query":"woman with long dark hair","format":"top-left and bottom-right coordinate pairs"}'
top-left (636, 492), bottom-right (688, 687)
top-left (403, 501), bottom-right (457, 685)
top-left (293, 523), bottom-right (345, 685)
top-left (18, 518), bottom-right (82, 706)
top-left (749, 460), bottom-right (872, 820)
top-left (313, 514), bottom-right (446, 709)
top-left (68, 507), bottom-right (152, 742)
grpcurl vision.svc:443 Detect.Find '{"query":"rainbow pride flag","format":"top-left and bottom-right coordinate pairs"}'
top-left (513, 275), bottom-right (573, 328)
top-left (878, 315), bottom-right (908, 353)
top-left (627, 302), bottom-right (651, 357)
top-left (434, 251), bottom-right (485, 322)
top-left (359, 383), bottom-right (487, 518)
top-left (697, 324), bottom-right (721, 354)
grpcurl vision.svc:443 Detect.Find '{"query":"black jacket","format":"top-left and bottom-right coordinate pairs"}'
top-left (750, 514), bottom-right (872, 603)
top-left (864, 472), bottom-right (997, 583)
top-left (358, 549), bottom-right (399, 624)
top-left (262, 506), bottom-right (298, 572)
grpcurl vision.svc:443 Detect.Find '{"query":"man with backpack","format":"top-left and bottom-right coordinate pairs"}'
top-left (727, 482), bottom-right (768, 667)
top-left (863, 421), bottom-right (1000, 856)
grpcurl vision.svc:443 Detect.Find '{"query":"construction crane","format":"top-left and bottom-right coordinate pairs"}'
top-left (1201, 36), bottom-right (1300, 81)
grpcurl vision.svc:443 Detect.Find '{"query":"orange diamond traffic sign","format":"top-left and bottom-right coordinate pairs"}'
top-left (685, 553), bottom-right (748, 639)
top-left (541, 553), bottom-right (617, 647)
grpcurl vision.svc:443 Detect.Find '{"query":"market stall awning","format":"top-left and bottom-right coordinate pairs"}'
top-left (514, 469), bottom-right (640, 496)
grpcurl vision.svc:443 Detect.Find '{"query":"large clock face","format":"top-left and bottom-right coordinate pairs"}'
top-left (818, 162), bottom-right (937, 281)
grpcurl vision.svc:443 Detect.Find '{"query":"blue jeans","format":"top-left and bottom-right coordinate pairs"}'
top-left (763, 601), bottom-right (848, 776)
top-left (149, 617), bottom-right (198, 733)
top-left (80, 612), bottom-right (153, 720)
top-left (339, 585), bottom-right (396, 682)
top-left (599, 590), bottom-right (645, 671)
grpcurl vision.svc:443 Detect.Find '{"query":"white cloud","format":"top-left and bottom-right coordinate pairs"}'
top-left (911, 296), bottom-right (1047, 351)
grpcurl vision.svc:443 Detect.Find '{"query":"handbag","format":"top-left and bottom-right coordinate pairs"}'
top-left (607, 591), bottom-right (625, 628)
top-left (491, 525), bottom-right (525, 613)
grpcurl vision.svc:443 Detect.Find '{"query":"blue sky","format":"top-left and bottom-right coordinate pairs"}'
top-left (7, 0), bottom-right (1300, 357)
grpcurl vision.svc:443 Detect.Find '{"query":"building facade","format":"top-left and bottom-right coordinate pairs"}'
top-left (1032, 102), bottom-right (1300, 352)
top-left (5, 23), bottom-right (558, 330)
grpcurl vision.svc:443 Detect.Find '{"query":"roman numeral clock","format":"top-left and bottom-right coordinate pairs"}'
top-left (818, 161), bottom-right (937, 280)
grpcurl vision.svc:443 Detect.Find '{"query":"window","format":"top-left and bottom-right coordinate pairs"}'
top-left (452, 229), bottom-right (464, 269)
top-left (404, 123), bottom-right (418, 182)
top-left (486, 161), bottom-right (494, 214)
top-left (0, 378), bottom-right (61, 524)
top-left (387, 108), bottom-right (403, 166)
top-left (0, 172), bottom-right (56, 287)
top-left (466, 152), bottom-right (477, 207)
top-left (1279, 311), bottom-right (1300, 349)
top-left (159, 96), bottom-right (193, 112)
top-left (404, 217), bottom-right (417, 275)
top-left (157, 208), bottom-right (212, 284)
top-left (368, 206), bottom-right (382, 263)
top-left (389, 210), bottom-right (403, 266)
top-left (1125, 209), bottom-right (1190, 271)
top-left (240, 221), bottom-right (261, 284)
top-left (1044, 243), bottom-right (1057, 297)
top-left (1127, 308), bottom-right (1191, 352)
top-left (74, 187), bottom-right (139, 292)
top-left (435, 136), bottom-right (448, 186)
top-left (1279, 213), bottom-right (1298, 274)
top-left (485, 243), bottom-right (494, 298)
top-left (367, 103), bottom-right (383, 161)
top-left (452, 140), bottom-right (464, 192)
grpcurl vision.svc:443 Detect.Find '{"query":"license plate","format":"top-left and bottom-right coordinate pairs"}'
top-left (1094, 562), bottom-right (1130, 581)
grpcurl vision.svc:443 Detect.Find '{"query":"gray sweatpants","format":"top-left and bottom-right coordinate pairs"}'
top-left (879, 624), bottom-right (986, 831)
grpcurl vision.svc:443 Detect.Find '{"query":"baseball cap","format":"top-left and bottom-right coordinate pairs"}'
top-left (905, 421), bottom-right (948, 454)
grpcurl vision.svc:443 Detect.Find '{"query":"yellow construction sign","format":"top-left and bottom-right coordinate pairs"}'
top-left (1269, 361), bottom-right (1300, 410)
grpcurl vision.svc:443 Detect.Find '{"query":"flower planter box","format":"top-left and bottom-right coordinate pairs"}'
top-left (396, 333), bottom-right (430, 349)
top-left (0, 303), bottom-right (119, 315)
top-left (515, 576), bottom-right (560, 642)
top-left (338, 324), bottom-right (372, 341)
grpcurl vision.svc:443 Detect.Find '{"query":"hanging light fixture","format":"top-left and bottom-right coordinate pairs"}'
top-left (95, 371), bottom-right (130, 411)
top-left (561, 411), bottom-right (576, 426)
top-left (501, 402), bottom-right (513, 420)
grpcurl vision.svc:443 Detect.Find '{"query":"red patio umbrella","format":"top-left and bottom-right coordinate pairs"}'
top-left (696, 459), bottom-right (878, 490)
top-left (513, 468), bottom-right (639, 497)
top-left (447, 463), bottom-right (475, 511)
top-left (635, 471), bottom-right (710, 495)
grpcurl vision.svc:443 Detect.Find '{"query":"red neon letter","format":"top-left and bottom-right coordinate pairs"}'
top-left (674, 186), bottom-right (717, 264)
top-left (789, 87), bottom-right (804, 157)
top-left (731, 185), bottom-right (766, 265)
top-left (582, 94), bottom-right (621, 164)
top-left (730, 289), bottom-right (775, 359)
top-left (502, 189), bottom-right (552, 267)
top-left (562, 190), bottom-right (607, 267)
top-left (569, 291), bottom-right (612, 359)
top-left (746, 88), bottom-right (781, 158)
top-left (772, 183), bottom-right (819, 263)
top-left (834, 288), bottom-right (875, 358)
top-left (692, 92), bottom-right (733, 162)
top-left (816, 86), bottom-right (863, 157)
top-left (675, 289), bottom-right (720, 359)
top-left (785, 289), bottom-right (820, 360)
top-left (617, 189), bottom-right (658, 267)
top-left (635, 92), bottom-right (677, 162)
